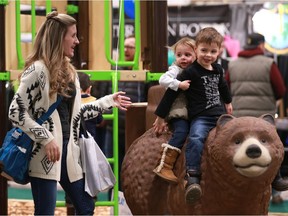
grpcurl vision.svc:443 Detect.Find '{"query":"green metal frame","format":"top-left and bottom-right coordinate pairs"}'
top-left (66, 4), bottom-right (79, 15)
top-left (104, 0), bottom-right (141, 69)
top-left (0, 0), bottom-right (8, 5)
top-left (15, 0), bottom-right (24, 69)
top-left (11, 0), bottom-right (163, 215)
top-left (0, 72), bottom-right (9, 80)
top-left (15, 0), bottom-right (52, 69)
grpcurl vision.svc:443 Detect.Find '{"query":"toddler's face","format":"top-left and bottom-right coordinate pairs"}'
top-left (175, 44), bottom-right (196, 69)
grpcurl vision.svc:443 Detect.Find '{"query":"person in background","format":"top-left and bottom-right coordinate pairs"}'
top-left (226, 32), bottom-right (288, 194)
top-left (154, 27), bottom-right (233, 204)
top-left (153, 37), bottom-right (196, 183)
top-left (98, 35), bottom-right (148, 190)
top-left (8, 11), bottom-right (131, 215)
top-left (78, 72), bottom-right (106, 149)
top-left (217, 41), bottom-right (229, 74)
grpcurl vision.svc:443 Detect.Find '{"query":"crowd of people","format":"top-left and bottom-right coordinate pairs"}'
top-left (6, 10), bottom-right (288, 215)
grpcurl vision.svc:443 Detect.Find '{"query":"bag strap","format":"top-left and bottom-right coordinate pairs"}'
top-left (36, 96), bottom-right (62, 125)
top-left (80, 113), bottom-right (89, 139)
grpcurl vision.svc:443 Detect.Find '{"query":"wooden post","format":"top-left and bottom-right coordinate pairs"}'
top-left (140, 1), bottom-right (168, 130)
top-left (141, 1), bottom-right (168, 73)
top-left (0, 3), bottom-right (8, 215)
top-left (68, 1), bottom-right (89, 69)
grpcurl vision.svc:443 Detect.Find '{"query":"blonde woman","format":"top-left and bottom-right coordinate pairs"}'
top-left (8, 11), bottom-right (131, 215)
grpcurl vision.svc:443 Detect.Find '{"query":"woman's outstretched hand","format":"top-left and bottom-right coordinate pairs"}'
top-left (113, 91), bottom-right (132, 111)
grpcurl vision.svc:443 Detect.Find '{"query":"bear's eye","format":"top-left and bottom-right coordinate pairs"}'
top-left (235, 139), bottom-right (241, 145)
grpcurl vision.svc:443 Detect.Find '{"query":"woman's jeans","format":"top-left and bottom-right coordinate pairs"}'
top-left (185, 116), bottom-right (217, 172)
top-left (168, 118), bottom-right (190, 149)
top-left (30, 138), bottom-right (95, 215)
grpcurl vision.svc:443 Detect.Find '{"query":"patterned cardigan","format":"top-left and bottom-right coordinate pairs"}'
top-left (8, 60), bottom-right (115, 182)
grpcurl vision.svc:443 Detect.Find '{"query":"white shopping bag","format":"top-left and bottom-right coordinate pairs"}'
top-left (79, 132), bottom-right (116, 197)
top-left (110, 190), bottom-right (133, 215)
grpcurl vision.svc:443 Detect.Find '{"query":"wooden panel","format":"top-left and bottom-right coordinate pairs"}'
top-left (0, 5), bottom-right (8, 215)
top-left (125, 103), bottom-right (147, 151)
top-left (76, 1), bottom-right (89, 69)
top-left (89, 1), bottom-right (110, 70)
top-left (119, 70), bottom-right (147, 81)
top-left (145, 85), bottom-right (166, 130)
top-left (5, 1), bottom-right (17, 70)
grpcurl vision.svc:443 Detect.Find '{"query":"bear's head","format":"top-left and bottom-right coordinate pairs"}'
top-left (206, 114), bottom-right (284, 182)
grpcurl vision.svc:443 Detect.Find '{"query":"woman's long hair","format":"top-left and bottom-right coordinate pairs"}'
top-left (23, 11), bottom-right (77, 98)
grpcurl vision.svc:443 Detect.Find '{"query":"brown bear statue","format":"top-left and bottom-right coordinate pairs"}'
top-left (121, 114), bottom-right (284, 215)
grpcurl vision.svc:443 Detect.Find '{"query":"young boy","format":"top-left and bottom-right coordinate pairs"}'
top-left (153, 37), bottom-right (196, 183)
top-left (154, 27), bottom-right (233, 204)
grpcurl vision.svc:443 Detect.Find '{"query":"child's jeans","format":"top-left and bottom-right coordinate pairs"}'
top-left (168, 118), bottom-right (190, 149)
top-left (186, 116), bottom-right (217, 171)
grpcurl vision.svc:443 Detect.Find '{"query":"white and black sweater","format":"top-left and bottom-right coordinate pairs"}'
top-left (8, 60), bottom-right (116, 182)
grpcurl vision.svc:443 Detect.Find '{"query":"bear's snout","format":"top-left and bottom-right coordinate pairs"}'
top-left (246, 144), bottom-right (262, 159)
top-left (233, 137), bottom-right (271, 177)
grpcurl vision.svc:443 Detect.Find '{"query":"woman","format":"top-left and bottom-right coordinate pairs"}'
top-left (8, 11), bottom-right (131, 215)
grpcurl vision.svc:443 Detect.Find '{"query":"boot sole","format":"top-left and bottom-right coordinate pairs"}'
top-left (153, 169), bottom-right (178, 184)
top-left (185, 184), bottom-right (202, 204)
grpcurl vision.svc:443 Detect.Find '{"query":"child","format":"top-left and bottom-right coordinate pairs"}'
top-left (153, 37), bottom-right (196, 184)
top-left (154, 27), bottom-right (233, 204)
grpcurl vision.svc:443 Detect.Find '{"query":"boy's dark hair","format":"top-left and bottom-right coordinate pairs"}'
top-left (195, 27), bottom-right (223, 48)
top-left (77, 72), bottom-right (91, 92)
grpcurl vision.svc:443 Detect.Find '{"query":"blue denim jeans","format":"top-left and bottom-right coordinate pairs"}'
top-left (30, 138), bottom-right (95, 215)
top-left (185, 116), bottom-right (217, 171)
top-left (168, 118), bottom-right (190, 149)
top-left (30, 177), bottom-right (57, 215)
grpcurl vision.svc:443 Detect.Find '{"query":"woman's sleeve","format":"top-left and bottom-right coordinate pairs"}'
top-left (81, 94), bottom-right (115, 120)
top-left (8, 64), bottom-right (55, 146)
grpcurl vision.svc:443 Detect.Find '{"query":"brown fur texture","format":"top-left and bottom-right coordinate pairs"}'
top-left (121, 114), bottom-right (284, 215)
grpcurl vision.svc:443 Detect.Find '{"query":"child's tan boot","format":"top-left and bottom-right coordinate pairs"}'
top-left (153, 143), bottom-right (181, 184)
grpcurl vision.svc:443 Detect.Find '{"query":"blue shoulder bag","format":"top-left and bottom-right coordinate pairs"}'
top-left (0, 96), bottom-right (61, 184)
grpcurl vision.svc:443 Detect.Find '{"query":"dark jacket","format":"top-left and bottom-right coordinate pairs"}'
top-left (155, 61), bottom-right (232, 120)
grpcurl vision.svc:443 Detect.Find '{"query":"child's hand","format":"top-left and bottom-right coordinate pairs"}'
top-left (179, 80), bottom-right (191, 91)
top-left (225, 103), bottom-right (233, 115)
top-left (153, 116), bottom-right (168, 135)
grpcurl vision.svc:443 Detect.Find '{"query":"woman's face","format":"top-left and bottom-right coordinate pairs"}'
top-left (63, 24), bottom-right (79, 58)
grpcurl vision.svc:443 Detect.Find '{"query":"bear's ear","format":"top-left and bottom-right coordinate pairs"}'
top-left (260, 114), bottom-right (275, 126)
top-left (217, 114), bottom-right (235, 127)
